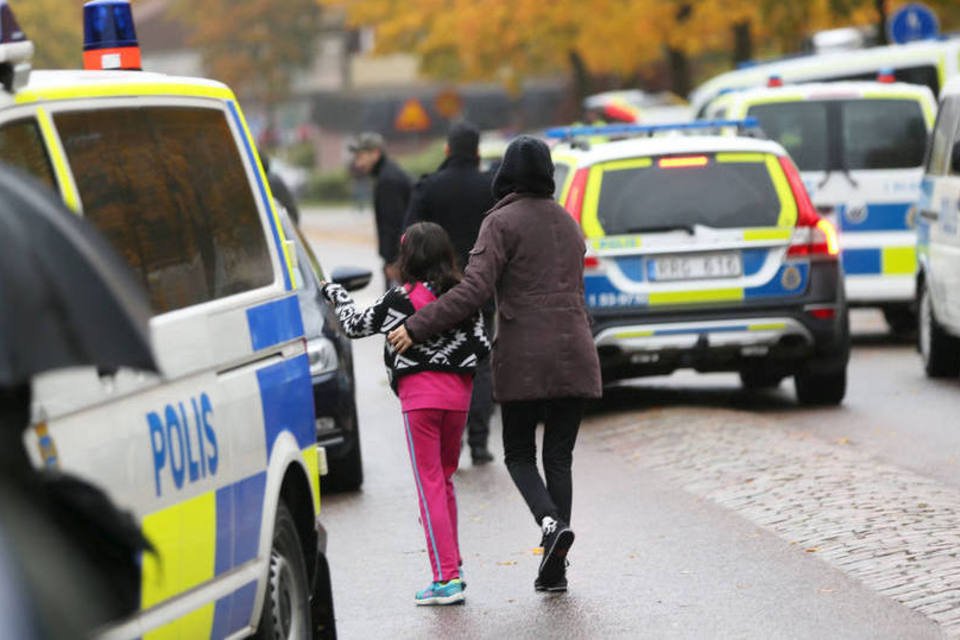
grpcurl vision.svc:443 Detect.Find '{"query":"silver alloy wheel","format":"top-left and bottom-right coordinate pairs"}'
top-left (920, 286), bottom-right (932, 366)
top-left (267, 549), bottom-right (305, 640)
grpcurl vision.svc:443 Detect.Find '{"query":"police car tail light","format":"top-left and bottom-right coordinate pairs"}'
top-left (584, 254), bottom-right (601, 272)
top-left (779, 155), bottom-right (838, 260)
top-left (83, 0), bottom-right (142, 71)
top-left (767, 74), bottom-right (784, 88)
top-left (563, 168), bottom-right (590, 223)
top-left (877, 68), bottom-right (896, 83)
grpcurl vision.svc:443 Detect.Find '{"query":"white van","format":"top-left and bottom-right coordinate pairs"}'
top-left (690, 38), bottom-right (960, 117)
top-left (705, 81), bottom-right (936, 333)
top-left (917, 77), bottom-right (960, 377)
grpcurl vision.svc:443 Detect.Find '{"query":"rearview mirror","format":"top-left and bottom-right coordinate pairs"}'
top-left (952, 142), bottom-right (960, 175)
top-left (331, 266), bottom-right (372, 292)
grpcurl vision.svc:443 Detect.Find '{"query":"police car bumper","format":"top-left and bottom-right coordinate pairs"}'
top-left (594, 308), bottom-right (847, 380)
top-left (845, 274), bottom-right (915, 305)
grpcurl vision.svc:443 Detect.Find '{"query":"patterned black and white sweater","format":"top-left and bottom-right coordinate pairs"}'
top-left (320, 282), bottom-right (491, 390)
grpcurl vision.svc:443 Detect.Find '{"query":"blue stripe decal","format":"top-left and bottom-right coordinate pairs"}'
top-left (744, 263), bottom-right (809, 299)
top-left (247, 295), bottom-right (304, 351)
top-left (211, 580), bottom-right (258, 640)
top-left (214, 472), bottom-right (267, 576)
top-left (839, 203), bottom-right (912, 232)
top-left (615, 256), bottom-right (645, 282)
top-left (227, 100), bottom-right (291, 291)
top-left (842, 249), bottom-right (882, 275)
top-left (403, 413), bottom-right (443, 582)
top-left (742, 249), bottom-right (768, 277)
top-left (257, 354), bottom-right (316, 461)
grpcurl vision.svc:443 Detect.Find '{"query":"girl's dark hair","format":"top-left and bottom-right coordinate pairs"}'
top-left (396, 222), bottom-right (462, 294)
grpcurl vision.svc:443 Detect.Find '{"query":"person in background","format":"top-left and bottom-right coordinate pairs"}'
top-left (350, 132), bottom-right (412, 288)
top-left (404, 121), bottom-right (496, 465)
top-left (388, 136), bottom-right (602, 594)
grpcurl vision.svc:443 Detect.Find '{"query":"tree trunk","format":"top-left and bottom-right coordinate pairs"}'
top-left (568, 49), bottom-right (593, 107)
top-left (732, 20), bottom-right (753, 67)
top-left (666, 47), bottom-right (691, 98)
top-left (876, 0), bottom-right (889, 45)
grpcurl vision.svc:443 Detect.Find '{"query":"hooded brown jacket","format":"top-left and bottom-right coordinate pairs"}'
top-left (404, 192), bottom-right (602, 402)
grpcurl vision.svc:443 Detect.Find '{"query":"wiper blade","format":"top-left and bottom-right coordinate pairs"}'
top-left (624, 224), bottom-right (695, 235)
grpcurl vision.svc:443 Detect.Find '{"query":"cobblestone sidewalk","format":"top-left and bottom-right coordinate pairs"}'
top-left (596, 407), bottom-right (960, 636)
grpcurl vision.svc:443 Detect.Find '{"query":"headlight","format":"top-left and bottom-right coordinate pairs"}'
top-left (307, 337), bottom-right (338, 376)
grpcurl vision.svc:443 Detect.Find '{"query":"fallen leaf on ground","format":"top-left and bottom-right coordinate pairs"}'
top-left (532, 547), bottom-right (543, 556)
top-left (497, 561), bottom-right (517, 566)
top-left (805, 547), bottom-right (819, 553)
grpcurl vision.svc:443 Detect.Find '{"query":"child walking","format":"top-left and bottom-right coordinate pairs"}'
top-left (320, 222), bottom-right (490, 606)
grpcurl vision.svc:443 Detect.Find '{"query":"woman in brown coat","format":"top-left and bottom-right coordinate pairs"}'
top-left (388, 135), bottom-right (602, 592)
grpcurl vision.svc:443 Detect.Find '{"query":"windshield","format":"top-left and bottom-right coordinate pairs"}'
top-left (748, 98), bottom-right (927, 172)
top-left (594, 155), bottom-right (783, 235)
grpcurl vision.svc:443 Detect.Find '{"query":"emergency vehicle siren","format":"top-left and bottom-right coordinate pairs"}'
top-left (83, 0), bottom-right (141, 71)
top-left (767, 74), bottom-right (784, 88)
top-left (877, 67), bottom-right (896, 83)
top-left (0, 0), bottom-right (34, 93)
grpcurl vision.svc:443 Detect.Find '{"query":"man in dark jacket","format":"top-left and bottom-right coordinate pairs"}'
top-left (404, 121), bottom-right (496, 465)
top-left (350, 132), bottom-right (412, 287)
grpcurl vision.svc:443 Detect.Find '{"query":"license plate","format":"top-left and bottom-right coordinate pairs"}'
top-left (651, 252), bottom-right (742, 282)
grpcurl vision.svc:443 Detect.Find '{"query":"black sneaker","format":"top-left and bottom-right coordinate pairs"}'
top-left (471, 447), bottom-right (494, 465)
top-left (538, 517), bottom-right (574, 586)
top-left (534, 561), bottom-right (568, 592)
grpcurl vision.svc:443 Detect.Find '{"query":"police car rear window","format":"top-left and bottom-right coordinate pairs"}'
top-left (55, 106), bottom-right (274, 314)
top-left (0, 119), bottom-right (58, 191)
top-left (748, 99), bottom-right (927, 172)
top-left (595, 155), bottom-right (782, 234)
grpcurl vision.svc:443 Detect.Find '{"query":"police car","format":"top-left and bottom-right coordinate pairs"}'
top-left (549, 120), bottom-right (850, 405)
top-left (704, 79), bottom-right (936, 334)
top-left (917, 76), bottom-right (960, 378)
top-left (0, 2), bottom-right (335, 638)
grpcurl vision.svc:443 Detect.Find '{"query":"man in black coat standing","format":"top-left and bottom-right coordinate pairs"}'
top-left (404, 121), bottom-right (496, 464)
top-left (350, 132), bottom-right (412, 287)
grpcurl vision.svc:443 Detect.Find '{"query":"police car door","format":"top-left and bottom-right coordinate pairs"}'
top-left (7, 96), bottom-right (314, 637)
top-left (922, 95), bottom-right (960, 327)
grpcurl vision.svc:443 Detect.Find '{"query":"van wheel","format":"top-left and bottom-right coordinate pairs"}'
top-left (256, 502), bottom-right (311, 640)
top-left (919, 283), bottom-right (960, 378)
top-left (882, 304), bottom-right (916, 337)
top-left (794, 365), bottom-right (846, 406)
top-left (739, 370), bottom-right (783, 390)
top-left (324, 405), bottom-right (363, 492)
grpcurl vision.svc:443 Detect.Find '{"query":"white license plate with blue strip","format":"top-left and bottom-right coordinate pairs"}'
top-left (651, 252), bottom-right (742, 282)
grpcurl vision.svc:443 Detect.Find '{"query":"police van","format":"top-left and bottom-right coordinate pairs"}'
top-left (689, 37), bottom-right (960, 117)
top-left (704, 80), bottom-right (936, 333)
top-left (917, 76), bottom-right (960, 378)
top-left (0, 2), bottom-right (335, 638)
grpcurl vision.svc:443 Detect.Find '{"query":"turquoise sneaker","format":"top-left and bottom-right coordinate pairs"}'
top-left (415, 579), bottom-right (465, 606)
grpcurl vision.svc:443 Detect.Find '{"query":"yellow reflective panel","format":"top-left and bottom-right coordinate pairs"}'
top-left (35, 108), bottom-right (81, 214)
top-left (749, 322), bottom-right (787, 331)
top-left (15, 82), bottom-right (234, 104)
top-left (743, 227), bottom-right (792, 242)
top-left (581, 166), bottom-right (605, 238)
top-left (614, 330), bottom-right (654, 339)
top-left (141, 491), bottom-right (216, 637)
top-left (600, 157), bottom-right (653, 172)
top-left (765, 155), bottom-right (797, 227)
top-left (715, 153), bottom-right (765, 164)
top-left (648, 288), bottom-right (744, 306)
top-left (303, 445), bottom-right (320, 513)
top-left (882, 246), bottom-right (917, 275)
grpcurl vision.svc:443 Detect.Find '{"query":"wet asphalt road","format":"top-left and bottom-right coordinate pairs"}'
top-left (301, 207), bottom-right (959, 639)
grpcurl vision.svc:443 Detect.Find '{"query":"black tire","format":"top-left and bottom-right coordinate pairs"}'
top-left (919, 283), bottom-right (960, 378)
top-left (739, 370), bottom-right (783, 390)
top-left (794, 365), bottom-right (846, 406)
top-left (882, 305), bottom-right (917, 337)
top-left (256, 502), bottom-right (312, 640)
top-left (323, 404), bottom-right (363, 491)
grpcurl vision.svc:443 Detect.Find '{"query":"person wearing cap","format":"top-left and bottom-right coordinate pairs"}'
top-left (404, 121), bottom-right (497, 465)
top-left (350, 132), bottom-right (412, 287)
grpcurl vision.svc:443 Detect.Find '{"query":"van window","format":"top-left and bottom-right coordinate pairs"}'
top-left (928, 97), bottom-right (960, 177)
top-left (553, 163), bottom-right (570, 200)
top-left (841, 99), bottom-right (927, 170)
top-left (0, 118), bottom-right (57, 191)
top-left (595, 156), bottom-right (782, 234)
top-left (55, 106), bottom-right (274, 314)
top-left (747, 102), bottom-right (830, 171)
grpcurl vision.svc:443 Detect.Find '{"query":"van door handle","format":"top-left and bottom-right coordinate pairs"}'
top-left (920, 209), bottom-right (939, 222)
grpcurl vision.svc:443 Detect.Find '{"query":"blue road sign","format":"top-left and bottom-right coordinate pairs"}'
top-left (888, 3), bottom-right (939, 44)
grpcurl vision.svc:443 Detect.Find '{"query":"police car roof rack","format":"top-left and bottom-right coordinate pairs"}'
top-left (545, 118), bottom-right (765, 150)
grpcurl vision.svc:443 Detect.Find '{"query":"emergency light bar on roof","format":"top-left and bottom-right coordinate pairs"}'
top-left (0, 0), bottom-right (33, 94)
top-left (545, 118), bottom-right (762, 141)
top-left (83, 0), bottom-right (141, 71)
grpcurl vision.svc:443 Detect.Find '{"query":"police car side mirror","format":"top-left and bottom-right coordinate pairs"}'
top-left (951, 142), bottom-right (960, 175)
top-left (331, 266), bottom-right (372, 292)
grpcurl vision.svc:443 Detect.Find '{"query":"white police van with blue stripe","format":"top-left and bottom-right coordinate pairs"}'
top-left (705, 80), bottom-right (936, 334)
top-left (0, 2), bottom-right (334, 638)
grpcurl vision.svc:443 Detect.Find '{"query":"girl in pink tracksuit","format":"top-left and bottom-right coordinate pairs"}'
top-left (320, 222), bottom-right (490, 605)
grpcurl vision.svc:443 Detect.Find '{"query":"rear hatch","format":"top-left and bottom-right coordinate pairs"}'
top-left (564, 150), bottom-right (833, 316)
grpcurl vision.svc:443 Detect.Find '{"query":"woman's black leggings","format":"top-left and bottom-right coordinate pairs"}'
top-left (501, 397), bottom-right (584, 526)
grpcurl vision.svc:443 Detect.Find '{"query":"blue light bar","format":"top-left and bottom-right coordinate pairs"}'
top-left (83, 0), bottom-right (141, 70)
top-left (545, 118), bottom-right (761, 140)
